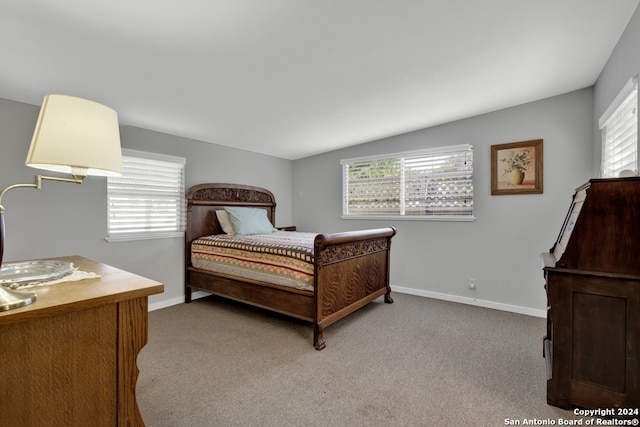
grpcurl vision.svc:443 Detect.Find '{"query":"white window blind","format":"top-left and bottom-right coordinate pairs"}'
top-left (341, 144), bottom-right (473, 220)
top-left (106, 149), bottom-right (186, 241)
top-left (599, 76), bottom-right (638, 178)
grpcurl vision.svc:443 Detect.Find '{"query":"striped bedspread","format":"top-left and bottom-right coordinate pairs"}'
top-left (191, 231), bottom-right (316, 292)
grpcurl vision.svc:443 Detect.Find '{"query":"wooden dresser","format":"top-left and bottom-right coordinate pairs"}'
top-left (541, 178), bottom-right (640, 410)
top-left (0, 256), bottom-right (164, 427)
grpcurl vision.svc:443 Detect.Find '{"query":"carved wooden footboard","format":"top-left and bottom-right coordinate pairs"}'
top-left (313, 228), bottom-right (396, 349)
top-left (184, 183), bottom-right (396, 350)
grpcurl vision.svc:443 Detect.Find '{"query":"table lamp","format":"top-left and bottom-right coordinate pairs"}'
top-left (0, 94), bottom-right (123, 311)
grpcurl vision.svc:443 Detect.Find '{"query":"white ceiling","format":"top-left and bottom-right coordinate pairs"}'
top-left (1, 1), bottom-right (638, 160)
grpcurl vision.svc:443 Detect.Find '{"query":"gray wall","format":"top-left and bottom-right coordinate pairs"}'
top-left (593, 3), bottom-right (640, 172)
top-left (291, 3), bottom-right (640, 317)
top-left (2, 3), bottom-right (637, 315)
top-left (293, 89), bottom-right (594, 316)
top-left (0, 98), bottom-right (293, 308)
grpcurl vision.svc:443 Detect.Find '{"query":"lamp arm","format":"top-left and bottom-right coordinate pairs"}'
top-left (0, 174), bottom-right (84, 211)
top-left (0, 174), bottom-right (84, 269)
top-left (0, 182), bottom-right (38, 211)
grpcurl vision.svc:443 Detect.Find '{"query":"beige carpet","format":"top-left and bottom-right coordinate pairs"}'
top-left (136, 293), bottom-right (582, 426)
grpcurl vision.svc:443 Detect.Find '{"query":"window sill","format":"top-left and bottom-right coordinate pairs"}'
top-left (341, 215), bottom-right (475, 222)
top-left (105, 232), bottom-right (185, 243)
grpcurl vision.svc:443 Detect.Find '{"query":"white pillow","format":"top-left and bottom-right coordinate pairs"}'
top-left (215, 209), bottom-right (236, 235)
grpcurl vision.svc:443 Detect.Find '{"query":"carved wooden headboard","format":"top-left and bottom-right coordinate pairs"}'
top-left (185, 183), bottom-right (277, 266)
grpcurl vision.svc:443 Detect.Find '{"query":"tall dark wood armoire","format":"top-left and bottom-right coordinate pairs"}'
top-left (541, 177), bottom-right (640, 410)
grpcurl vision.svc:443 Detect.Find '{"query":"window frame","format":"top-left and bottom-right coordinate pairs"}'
top-left (106, 148), bottom-right (186, 242)
top-left (341, 144), bottom-right (474, 222)
top-left (599, 75), bottom-right (638, 178)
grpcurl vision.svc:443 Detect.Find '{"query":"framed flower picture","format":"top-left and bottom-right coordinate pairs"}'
top-left (491, 139), bottom-right (543, 195)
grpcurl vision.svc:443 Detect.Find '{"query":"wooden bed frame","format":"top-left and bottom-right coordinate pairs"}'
top-left (185, 183), bottom-right (396, 350)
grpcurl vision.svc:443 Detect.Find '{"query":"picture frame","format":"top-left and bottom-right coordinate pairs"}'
top-left (491, 139), bottom-right (543, 195)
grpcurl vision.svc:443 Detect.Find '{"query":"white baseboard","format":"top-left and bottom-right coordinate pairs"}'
top-left (149, 287), bottom-right (546, 318)
top-left (148, 291), bottom-right (211, 312)
top-left (391, 286), bottom-right (546, 318)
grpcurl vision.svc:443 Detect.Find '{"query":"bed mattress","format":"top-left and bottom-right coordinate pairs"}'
top-left (191, 231), bottom-right (316, 291)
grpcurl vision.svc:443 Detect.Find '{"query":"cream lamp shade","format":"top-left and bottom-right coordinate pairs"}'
top-left (25, 94), bottom-right (124, 177)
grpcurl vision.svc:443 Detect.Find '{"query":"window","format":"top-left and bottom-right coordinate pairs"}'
top-left (599, 75), bottom-right (638, 178)
top-left (341, 144), bottom-right (473, 220)
top-left (106, 149), bottom-right (186, 241)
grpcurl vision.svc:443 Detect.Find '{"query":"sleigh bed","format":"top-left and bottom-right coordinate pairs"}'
top-left (185, 183), bottom-right (396, 350)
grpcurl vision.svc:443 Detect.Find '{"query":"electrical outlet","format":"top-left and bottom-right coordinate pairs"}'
top-left (468, 278), bottom-right (476, 289)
